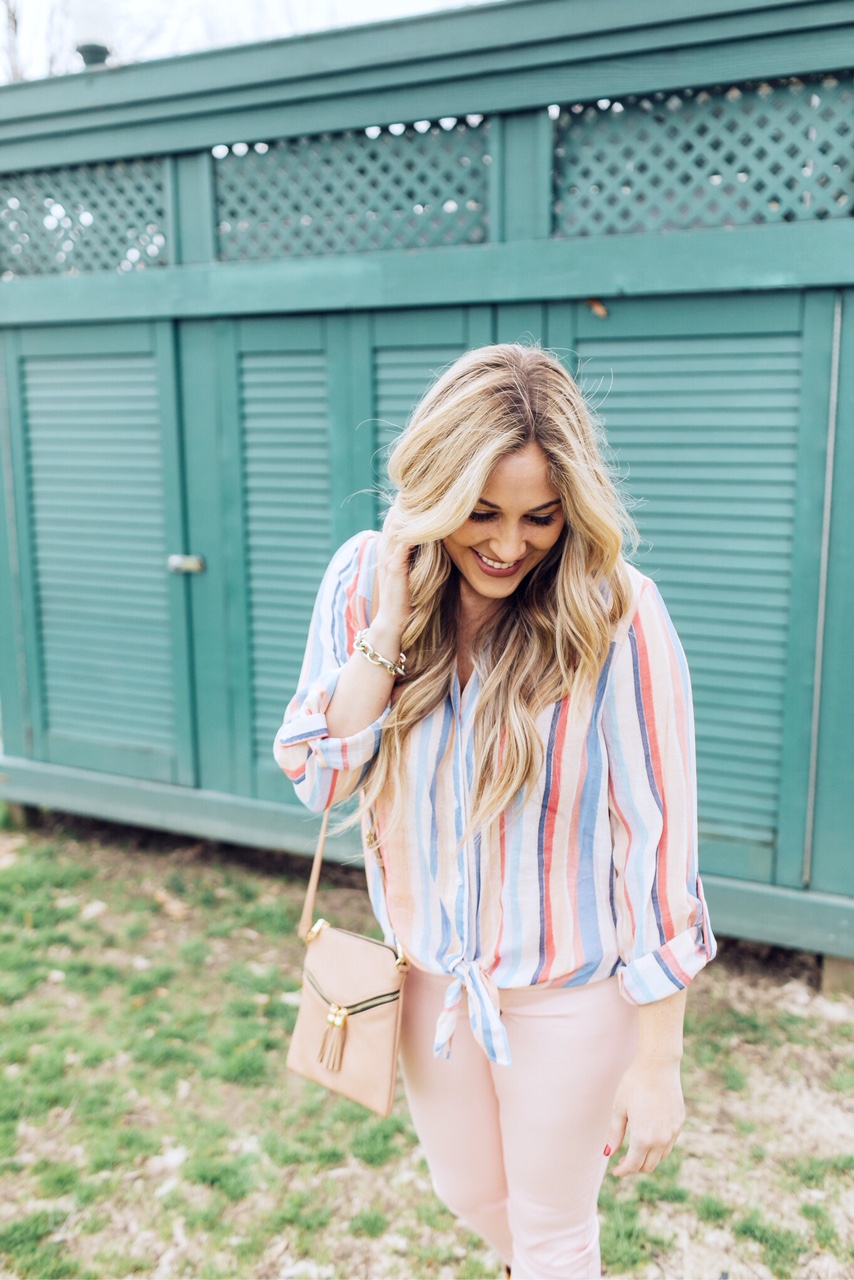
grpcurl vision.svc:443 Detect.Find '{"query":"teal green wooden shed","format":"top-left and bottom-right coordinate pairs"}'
top-left (0, 0), bottom-right (852, 959)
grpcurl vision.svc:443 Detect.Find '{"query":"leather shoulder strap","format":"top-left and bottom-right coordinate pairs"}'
top-left (297, 808), bottom-right (330, 941)
top-left (296, 807), bottom-right (401, 956)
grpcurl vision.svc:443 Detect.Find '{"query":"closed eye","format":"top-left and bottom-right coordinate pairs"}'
top-left (469, 510), bottom-right (557, 527)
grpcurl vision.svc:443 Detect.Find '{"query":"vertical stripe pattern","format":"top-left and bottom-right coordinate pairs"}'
top-left (274, 530), bottom-right (716, 1063)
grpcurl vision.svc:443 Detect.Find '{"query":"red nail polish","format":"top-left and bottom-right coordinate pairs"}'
top-left (603, 1145), bottom-right (612, 1157)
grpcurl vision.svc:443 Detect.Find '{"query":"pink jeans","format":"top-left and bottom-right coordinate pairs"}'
top-left (399, 966), bottom-right (638, 1279)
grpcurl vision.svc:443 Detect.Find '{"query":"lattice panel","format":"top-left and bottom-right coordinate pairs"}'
top-left (553, 73), bottom-right (853, 236)
top-left (214, 117), bottom-right (490, 259)
top-left (0, 157), bottom-right (170, 278)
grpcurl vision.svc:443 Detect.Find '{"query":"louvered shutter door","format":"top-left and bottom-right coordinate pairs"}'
top-left (12, 325), bottom-right (193, 783)
top-left (239, 341), bottom-right (334, 779)
top-left (374, 345), bottom-right (465, 477)
top-left (575, 296), bottom-right (812, 882)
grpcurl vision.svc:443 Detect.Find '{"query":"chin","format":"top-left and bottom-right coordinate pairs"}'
top-left (464, 572), bottom-right (526, 601)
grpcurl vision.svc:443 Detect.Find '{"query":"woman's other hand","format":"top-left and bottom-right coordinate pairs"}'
top-left (374, 503), bottom-right (414, 636)
top-left (603, 1059), bottom-right (685, 1177)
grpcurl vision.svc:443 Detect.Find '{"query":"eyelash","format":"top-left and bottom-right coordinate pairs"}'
top-left (469, 511), bottom-right (556, 527)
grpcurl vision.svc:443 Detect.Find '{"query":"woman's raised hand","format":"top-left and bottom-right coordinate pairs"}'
top-left (324, 510), bottom-right (413, 741)
top-left (374, 503), bottom-right (414, 637)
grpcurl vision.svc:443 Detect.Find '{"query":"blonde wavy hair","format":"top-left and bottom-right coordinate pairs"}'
top-left (360, 342), bottom-right (638, 840)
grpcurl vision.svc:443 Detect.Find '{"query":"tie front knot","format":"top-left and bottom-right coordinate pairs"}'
top-left (431, 963), bottom-right (512, 1066)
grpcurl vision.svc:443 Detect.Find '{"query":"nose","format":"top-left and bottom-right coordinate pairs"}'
top-left (487, 525), bottom-right (527, 563)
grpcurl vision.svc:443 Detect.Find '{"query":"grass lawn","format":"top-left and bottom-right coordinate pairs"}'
top-left (0, 806), bottom-right (852, 1279)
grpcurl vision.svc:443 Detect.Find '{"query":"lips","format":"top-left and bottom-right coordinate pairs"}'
top-left (472, 549), bottom-right (524, 578)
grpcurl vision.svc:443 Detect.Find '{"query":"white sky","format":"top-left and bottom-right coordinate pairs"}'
top-left (4, 0), bottom-right (499, 83)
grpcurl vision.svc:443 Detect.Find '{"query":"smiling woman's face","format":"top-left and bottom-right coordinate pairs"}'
top-left (443, 442), bottom-right (565, 615)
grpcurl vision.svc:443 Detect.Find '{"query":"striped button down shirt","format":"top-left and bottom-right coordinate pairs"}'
top-left (274, 530), bottom-right (716, 1065)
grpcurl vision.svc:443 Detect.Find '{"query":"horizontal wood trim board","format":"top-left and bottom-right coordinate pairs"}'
top-left (0, 223), bottom-right (850, 326)
top-left (0, 18), bottom-right (849, 169)
top-left (0, 754), bottom-right (362, 862)
top-left (702, 875), bottom-right (854, 957)
top-left (0, 0), bottom-right (834, 126)
top-left (2, 756), bottom-right (853, 956)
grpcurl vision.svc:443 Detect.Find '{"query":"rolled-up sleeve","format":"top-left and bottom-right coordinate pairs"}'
top-left (273, 531), bottom-right (389, 812)
top-left (602, 576), bottom-right (716, 1004)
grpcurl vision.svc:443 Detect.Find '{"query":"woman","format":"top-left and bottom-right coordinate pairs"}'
top-left (274, 344), bottom-right (715, 1279)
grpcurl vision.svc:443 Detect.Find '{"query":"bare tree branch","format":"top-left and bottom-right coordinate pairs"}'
top-left (2, 0), bottom-right (23, 82)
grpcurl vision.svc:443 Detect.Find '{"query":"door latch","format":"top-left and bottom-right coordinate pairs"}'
top-left (167, 554), bottom-right (206, 574)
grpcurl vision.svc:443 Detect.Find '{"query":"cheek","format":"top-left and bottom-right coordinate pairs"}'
top-left (535, 527), bottom-right (566, 562)
top-left (448, 529), bottom-right (479, 554)
top-left (539, 521), bottom-right (566, 550)
top-left (442, 536), bottom-right (468, 569)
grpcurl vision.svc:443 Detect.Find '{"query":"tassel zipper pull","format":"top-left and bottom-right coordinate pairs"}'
top-left (318, 1003), bottom-right (348, 1072)
top-left (304, 972), bottom-right (402, 1073)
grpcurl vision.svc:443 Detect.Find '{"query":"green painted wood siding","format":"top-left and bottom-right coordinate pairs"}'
top-left (240, 348), bottom-right (333, 769)
top-left (4, 324), bottom-right (195, 785)
top-left (205, 296), bottom-right (827, 897)
top-left (574, 291), bottom-right (832, 889)
top-left (0, 296), bottom-right (836, 900)
top-left (810, 288), bottom-right (853, 899)
top-left (23, 353), bottom-right (175, 750)
top-left (374, 345), bottom-right (465, 482)
top-left (580, 332), bottom-right (800, 857)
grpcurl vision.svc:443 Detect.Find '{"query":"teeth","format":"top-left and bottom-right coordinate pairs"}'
top-left (477, 552), bottom-right (518, 570)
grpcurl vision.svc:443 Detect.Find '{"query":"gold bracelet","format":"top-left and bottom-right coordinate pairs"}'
top-left (354, 629), bottom-right (406, 678)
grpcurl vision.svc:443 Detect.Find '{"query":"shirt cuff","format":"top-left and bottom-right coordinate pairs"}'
top-left (275, 667), bottom-right (391, 772)
top-left (617, 919), bottom-right (717, 1006)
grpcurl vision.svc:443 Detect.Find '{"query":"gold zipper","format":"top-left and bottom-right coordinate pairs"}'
top-left (304, 969), bottom-right (401, 1016)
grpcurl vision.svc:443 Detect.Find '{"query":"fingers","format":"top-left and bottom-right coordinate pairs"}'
top-left (613, 1143), bottom-right (665, 1177)
top-left (381, 540), bottom-right (415, 589)
top-left (382, 502), bottom-right (410, 546)
top-left (613, 1137), bottom-right (677, 1178)
top-left (375, 505), bottom-right (415, 631)
top-left (603, 1109), bottom-right (627, 1162)
top-left (382, 502), bottom-right (402, 535)
top-left (608, 1108), bottom-right (679, 1176)
top-left (380, 504), bottom-right (413, 561)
